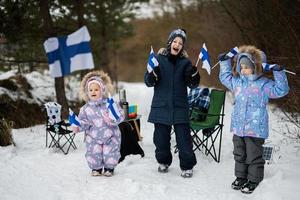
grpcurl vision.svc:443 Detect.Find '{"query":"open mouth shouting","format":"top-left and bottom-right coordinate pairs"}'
top-left (170, 37), bottom-right (183, 56)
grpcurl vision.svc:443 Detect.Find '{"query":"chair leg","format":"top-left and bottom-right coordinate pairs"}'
top-left (191, 126), bottom-right (223, 163)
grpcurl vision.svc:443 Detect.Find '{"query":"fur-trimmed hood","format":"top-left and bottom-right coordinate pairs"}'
top-left (158, 48), bottom-right (188, 58)
top-left (233, 45), bottom-right (265, 76)
top-left (80, 70), bottom-right (114, 102)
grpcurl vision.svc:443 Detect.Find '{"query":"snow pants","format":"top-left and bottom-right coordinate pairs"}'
top-left (233, 135), bottom-right (265, 183)
top-left (85, 135), bottom-right (121, 170)
top-left (153, 123), bottom-right (197, 170)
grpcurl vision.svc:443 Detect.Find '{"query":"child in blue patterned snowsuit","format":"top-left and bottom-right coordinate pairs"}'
top-left (73, 70), bottom-right (124, 177)
top-left (219, 45), bottom-right (289, 194)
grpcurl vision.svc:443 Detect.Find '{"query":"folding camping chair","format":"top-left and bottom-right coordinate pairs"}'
top-left (44, 102), bottom-right (77, 154)
top-left (190, 89), bottom-right (226, 162)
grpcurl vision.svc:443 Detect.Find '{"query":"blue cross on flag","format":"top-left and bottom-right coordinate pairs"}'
top-left (107, 94), bottom-right (122, 121)
top-left (199, 43), bottom-right (211, 75)
top-left (68, 109), bottom-right (81, 127)
top-left (43, 26), bottom-right (94, 78)
top-left (226, 46), bottom-right (239, 58)
top-left (147, 46), bottom-right (159, 73)
top-left (262, 63), bottom-right (278, 71)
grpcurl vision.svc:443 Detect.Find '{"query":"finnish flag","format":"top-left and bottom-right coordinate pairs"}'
top-left (107, 95), bottom-right (122, 121)
top-left (43, 26), bottom-right (94, 78)
top-left (262, 63), bottom-right (277, 71)
top-left (68, 109), bottom-right (81, 127)
top-left (226, 46), bottom-right (239, 58)
top-left (199, 43), bottom-right (211, 75)
top-left (147, 46), bottom-right (159, 73)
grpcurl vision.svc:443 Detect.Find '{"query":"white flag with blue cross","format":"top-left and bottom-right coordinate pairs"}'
top-left (43, 26), bottom-right (94, 78)
top-left (68, 109), bottom-right (81, 127)
top-left (106, 94), bottom-right (122, 121)
top-left (199, 43), bottom-right (211, 75)
top-left (147, 46), bottom-right (159, 73)
top-left (226, 46), bottom-right (239, 58)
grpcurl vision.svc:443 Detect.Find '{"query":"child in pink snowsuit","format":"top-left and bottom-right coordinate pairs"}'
top-left (74, 70), bottom-right (124, 177)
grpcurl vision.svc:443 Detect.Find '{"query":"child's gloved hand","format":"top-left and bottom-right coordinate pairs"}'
top-left (150, 66), bottom-right (160, 81)
top-left (218, 53), bottom-right (230, 61)
top-left (191, 65), bottom-right (198, 73)
top-left (272, 65), bottom-right (284, 71)
top-left (71, 126), bottom-right (80, 133)
top-left (263, 64), bottom-right (284, 72)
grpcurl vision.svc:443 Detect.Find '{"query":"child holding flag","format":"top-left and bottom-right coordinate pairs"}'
top-left (219, 45), bottom-right (289, 194)
top-left (144, 28), bottom-right (200, 178)
top-left (72, 70), bottom-right (124, 177)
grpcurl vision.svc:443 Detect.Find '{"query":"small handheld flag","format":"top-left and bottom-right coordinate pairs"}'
top-left (226, 46), bottom-right (239, 58)
top-left (198, 43), bottom-right (211, 75)
top-left (147, 46), bottom-right (159, 73)
top-left (262, 63), bottom-right (296, 75)
top-left (68, 109), bottom-right (81, 126)
top-left (212, 46), bottom-right (239, 70)
top-left (262, 63), bottom-right (278, 71)
top-left (107, 94), bottom-right (122, 121)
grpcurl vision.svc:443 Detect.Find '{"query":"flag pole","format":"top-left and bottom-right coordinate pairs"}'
top-left (284, 69), bottom-right (296, 75)
top-left (195, 57), bottom-right (200, 67)
top-left (211, 61), bottom-right (220, 70)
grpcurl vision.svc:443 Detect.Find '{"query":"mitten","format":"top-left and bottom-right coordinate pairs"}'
top-left (263, 64), bottom-right (284, 72)
top-left (148, 66), bottom-right (160, 84)
top-left (272, 65), bottom-right (284, 71)
top-left (191, 65), bottom-right (198, 73)
top-left (71, 126), bottom-right (80, 133)
top-left (152, 66), bottom-right (160, 80)
top-left (218, 53), bottom-right (229, 61)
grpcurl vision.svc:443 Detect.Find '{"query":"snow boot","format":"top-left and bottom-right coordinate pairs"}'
top-left (103, 168), bottom-right (114, 177)
top-left (158, 164), bottom-right (169, 173)
top-left (231, 177), bottom-right (248, 190)
top-left (241, 181), bottom-right (259, 194)
top-left (91, 169), bottom-right (102, 176)
top-left (181, 169), bottom-right (193, 178)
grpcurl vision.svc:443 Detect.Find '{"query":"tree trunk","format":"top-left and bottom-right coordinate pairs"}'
top-left (75, 0), bottom-right (89, 79)
top-left (39, 0), bottom-right (69, 118)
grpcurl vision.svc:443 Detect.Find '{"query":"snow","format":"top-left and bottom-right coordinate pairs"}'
top-left (1, 72), bottom-right (300, 200)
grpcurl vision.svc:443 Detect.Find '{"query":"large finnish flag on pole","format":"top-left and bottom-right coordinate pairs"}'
top-left (43, 26), bottom-right (94, 78)
top-left (199, 43), bottom-right (211, 75)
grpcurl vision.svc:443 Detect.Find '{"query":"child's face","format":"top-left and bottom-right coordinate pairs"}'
top-left (170, 37), bottom-right (183, 55)
top-left (240, 64), bottom-right (254, 75)
top-left (88, 83), bottom-right (102, 101)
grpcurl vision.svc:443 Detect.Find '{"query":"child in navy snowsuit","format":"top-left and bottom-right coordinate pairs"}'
top-left (144, 28), bottom-right (200, 178)
top-left (219, 45), bottom-right (289, 193)
top-left (73, 70), bottom-right (124, 177)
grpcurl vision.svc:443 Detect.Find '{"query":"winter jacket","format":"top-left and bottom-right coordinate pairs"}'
top-left (219, 46), bottom-right (289, 139)
top-left (78, 99), bottom-right (124, 144)
top-left (144, 48), bottom-right (200, 125)
top-left (78, 70), bottom-right (124, 144)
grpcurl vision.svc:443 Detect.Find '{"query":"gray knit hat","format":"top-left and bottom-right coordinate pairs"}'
top-left (167, 28), bottom-right (187, 46)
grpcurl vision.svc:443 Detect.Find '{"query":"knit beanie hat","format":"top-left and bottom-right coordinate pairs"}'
top-left (167, 28), bottom-right (187, 46)
top-left (86, 76), bottom-right (106, 94)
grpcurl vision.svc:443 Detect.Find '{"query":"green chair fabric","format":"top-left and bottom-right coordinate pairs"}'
top-left (190, 89), bottom-right (226, 162)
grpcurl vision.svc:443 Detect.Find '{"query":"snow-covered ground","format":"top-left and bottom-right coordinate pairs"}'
top-left (0, 72), bottom-right (300, 200)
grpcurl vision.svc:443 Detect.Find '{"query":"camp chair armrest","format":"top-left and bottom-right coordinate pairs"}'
top-left (191, 110), bottom-right (221, 117)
